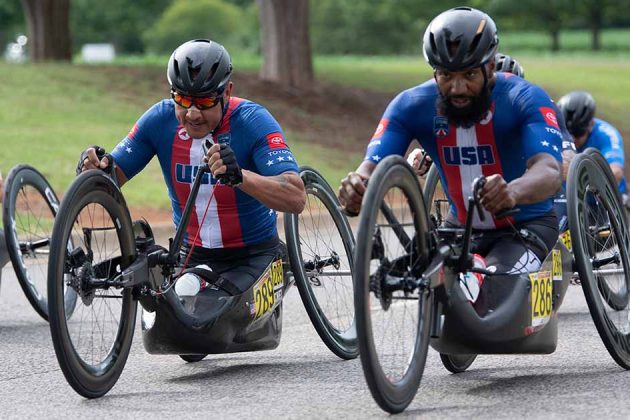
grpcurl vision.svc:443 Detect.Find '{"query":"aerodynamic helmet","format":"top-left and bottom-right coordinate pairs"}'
top-left (167, 39), bottom-right (232, 96)
top-left (423, 7), bottom-right (499, 71)
top-left (494, 53), bottom-right (525, 78)
top-left (557, 91), bottom-right (596, 137)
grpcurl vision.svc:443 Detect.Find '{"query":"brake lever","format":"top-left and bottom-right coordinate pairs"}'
top-left (471, 176), bottom-right (486, 222)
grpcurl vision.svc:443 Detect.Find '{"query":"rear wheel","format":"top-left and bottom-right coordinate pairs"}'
top-left (567, 153), bottom-right (630, 369)
top-left (439, 354), bottom-right (476, 373)
top-left (2, 164), bottom-right (76, 320)
top-left (354, 156), bottom-right (432, 414)
top-left (48, 171), bottom-right (137, 398)
top-left (284, 167), bottom-right (357, 360)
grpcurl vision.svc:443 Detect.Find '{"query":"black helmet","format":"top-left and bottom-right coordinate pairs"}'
top-left (557, 91), bottom-right (596, 137)
top-left (423, 7), bottom-right (499, 71)
top-left (495, 53), bottom-right (525, 78)
top-left (167, 39), bottom-right (233, 97)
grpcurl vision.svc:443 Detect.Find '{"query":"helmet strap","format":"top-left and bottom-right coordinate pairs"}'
top-left (211, 96), bottom-right (229, 135)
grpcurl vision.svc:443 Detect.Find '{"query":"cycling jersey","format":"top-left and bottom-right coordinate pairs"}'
top-left (577, 118), bottom-right (626, 193)
top-left (366, 73), bottom-right (562, 229)
top-left (112, 97), bottom-right (299, 249)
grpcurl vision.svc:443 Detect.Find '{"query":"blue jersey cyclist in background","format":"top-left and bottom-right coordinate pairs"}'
top-left (338, 7), bottom-right (563, 274)
top-left (78, 39), bottom-right (306, 297)
top-left (557, 91), bottom-right (626, 197)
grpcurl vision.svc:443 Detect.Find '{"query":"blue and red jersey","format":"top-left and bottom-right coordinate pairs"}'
top-left (112, 97), bottom-right (299, 248)
top-left (365, 73), bottom-right (563, 229)
top-left (577, 118), bottom-right (626, 193)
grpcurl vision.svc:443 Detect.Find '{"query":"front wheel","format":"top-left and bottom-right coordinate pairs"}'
top-left (48, 170), bottom-right (138, 398)
top-left (567, 153), bottom-right (630, 369)
top-left (439, 354), bottom-right (476, 373)
top-left (354, 156), bottom-right (432, 414)
top-left (284, 166), bottom-right (358, 360)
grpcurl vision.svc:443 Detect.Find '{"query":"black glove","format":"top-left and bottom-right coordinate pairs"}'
top-left (216, 143), bottom-right (243, 186)
top-left (76, 145), bottom-right (114, 176)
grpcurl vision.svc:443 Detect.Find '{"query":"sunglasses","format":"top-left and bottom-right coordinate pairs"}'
top-left (171, 90), bottom-right (222, 110)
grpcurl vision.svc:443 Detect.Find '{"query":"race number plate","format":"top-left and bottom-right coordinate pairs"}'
top-left (530, 271), bottom-right (552, 327)
top-left (559, 231), bottom-right (572, 252)
top-left (552, 250), bottom-right (562, 281)
top-left (253, 260), bottom-right (284, 319)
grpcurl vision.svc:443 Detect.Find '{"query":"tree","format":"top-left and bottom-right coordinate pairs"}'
top-left (257, 0), bottom-right (313, 90)
top-left (21, 0), bottom-right (72, 61)
top-left (0, 0), bottom-right (25, 49)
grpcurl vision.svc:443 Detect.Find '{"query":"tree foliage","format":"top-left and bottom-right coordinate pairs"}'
top-left (142, 0), bottom-right (255, 54)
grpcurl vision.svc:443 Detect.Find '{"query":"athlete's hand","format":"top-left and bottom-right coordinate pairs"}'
top-left (479, 174), bottom-right (517, 214)
top-left (205, 143), bottom-right (243, 186)
top-left (407, 148), bottom-right (432, 176)
top-left (338, 171), bottom-right (368, 217)
top-left (76, 145), bottom-right (113, 175)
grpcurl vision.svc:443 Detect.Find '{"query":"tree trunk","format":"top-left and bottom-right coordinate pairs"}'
top-left (257, 0), bottom-right (313, 90)
top-left (550, 29), bottom-right (560, 51)
top-left (21, 0), bottom-right (72, 61)
top-left (590, 3), bottom-right (602, 51)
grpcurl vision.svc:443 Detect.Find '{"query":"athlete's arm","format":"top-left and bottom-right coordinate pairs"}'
top-left (338, 160), bottom-right (375, 216)
top-left (481, 153), bottom-right (561, 213)
top-left (610, 163), bottom-right (624, 183)
top-left (238, 170), bottom-right (305, 214)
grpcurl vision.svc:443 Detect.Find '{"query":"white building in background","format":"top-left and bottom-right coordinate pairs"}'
top-left (81, 43), bottom-right (116, 63)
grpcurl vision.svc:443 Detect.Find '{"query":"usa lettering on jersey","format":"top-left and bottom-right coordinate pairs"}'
top-left (442, 145), bottom-right (496, 165)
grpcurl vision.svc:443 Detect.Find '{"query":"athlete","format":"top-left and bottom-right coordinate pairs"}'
top-left (339, 7), bottom-right (563, 274)
top-left (78, 39), bottom-right (306, 297)
top-left (557, 91), bottom-right (626, 195)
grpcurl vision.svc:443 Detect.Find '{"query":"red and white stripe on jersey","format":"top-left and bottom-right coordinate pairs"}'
top-left (170, 97), bottom-right (246, 249)
top-left (438, 105), bottom-right (514, 229)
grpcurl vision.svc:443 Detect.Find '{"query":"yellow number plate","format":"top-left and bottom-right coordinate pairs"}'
top-left (253, 259), bottom-right (284, 319)
top-left (552, 249), bottom-right (562, 281)
top-left (560, 230), bottom-right (572, 252)
top-left (530, 271), bottom-right (552, 327)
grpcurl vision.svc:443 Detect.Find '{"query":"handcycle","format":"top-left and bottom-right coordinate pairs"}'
top-left (354, 150), bottom-right (630, 413)
top-left (2, 164), bottom-right (76, 320)
top-left (47, 162), bottom-right (357, 398)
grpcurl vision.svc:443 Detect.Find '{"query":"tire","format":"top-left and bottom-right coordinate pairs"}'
top-left (284, 166), bottom-right (358, 360)
top-left (354, 156), bottom-right (432, 413)
top-left (422, 164), bottom-right (450, 226)
top-left (48, 170), bottom-right (138, 398)
top-left (567, 153), bottom-right (630, 369)
top-left (439, 354), bottom-right (476, 373)
top-left (2, 164), bottom-right (77, 320)
top-left (180, 355), bottom-right (207, 363)
top-left (583, 148), bottom-right (628, 310)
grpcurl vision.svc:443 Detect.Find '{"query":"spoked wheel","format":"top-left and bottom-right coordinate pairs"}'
top-left (2, 164), bottom-right (77, 320)
top-left (567, 153), bottom-right (630, 369)
top-left (48, 171), bottom-right (137, 398)
top-left (583, 147), bottom-right (629, 310)
top-left (439, 354), bottom-right (477, 373)
top-left (422, 164), bottom-right (450, 227)
top-left (284, 166), bottom-right (357, 360)
top-left (354, 156), bottom-right (432, 414)
top-left (180, 355), bottom-right (207, 363)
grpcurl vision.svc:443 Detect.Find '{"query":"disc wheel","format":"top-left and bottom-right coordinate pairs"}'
top-left (2, 164), bottom-right (77, 320)
top-left (439, 354), bottom-right (477, 373)
top-left (567, 153), bottom-right (630, 369)
top-left (284, 166), bottom-right (357, 360)
top-left (48, 170), bottom-right (137, 398)
top-left (354, 156), bottom-right (432, 414)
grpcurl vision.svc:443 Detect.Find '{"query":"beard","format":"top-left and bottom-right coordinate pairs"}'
top-left (437, 88), bottom-right (492, 128)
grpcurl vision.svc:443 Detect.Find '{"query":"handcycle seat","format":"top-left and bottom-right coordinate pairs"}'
top-left (431, 234), bottom-right (573, 355)
top-left (142, 255), bottom-right (287, 355)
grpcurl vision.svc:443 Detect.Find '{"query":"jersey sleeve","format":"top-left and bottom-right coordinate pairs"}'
top-left (364, 93), bottom-right (414, 163)
top-left (248, 106), bottom-right (300, 176)
top-left (516, 85), bottom-right (563, 163)
top-left (595, 120), bottom-right (624, 165)
top-left (111, 102), bottom-right (162, 180)
top-left (554, 103), bottom-right (576, 152)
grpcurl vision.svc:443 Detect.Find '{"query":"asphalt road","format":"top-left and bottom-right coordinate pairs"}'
top-left (1, 231), bottom-right (630, 418)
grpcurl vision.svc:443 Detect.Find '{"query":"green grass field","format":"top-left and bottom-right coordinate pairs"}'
top-left (2, 40), bottom-right (629, 214)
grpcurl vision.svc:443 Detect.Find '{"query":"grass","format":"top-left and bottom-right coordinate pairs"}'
top-left (2, 42), bottom-right (629, 216)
